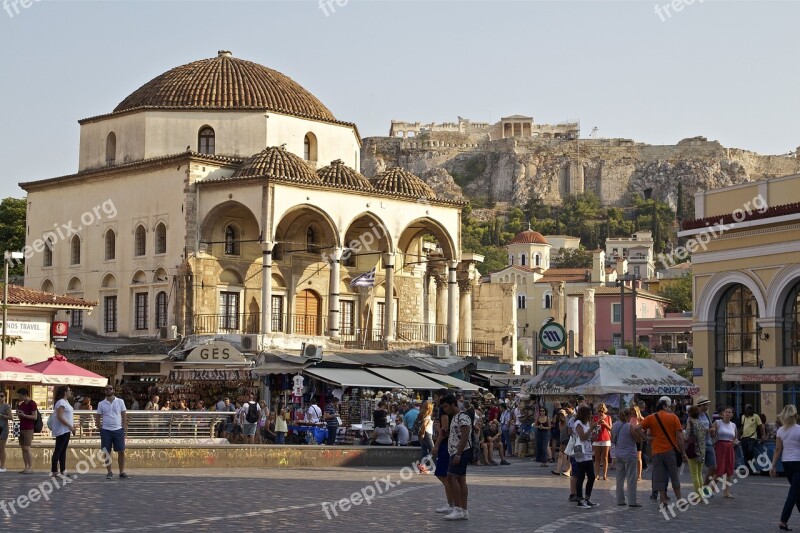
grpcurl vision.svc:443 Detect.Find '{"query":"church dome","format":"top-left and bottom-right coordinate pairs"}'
top-left (113, 51), bottom-right (337, 122)
top-left (317, 160), bottom-right (373, 190)
top-left (373, 167), bottom-right (436, 199)
top-left (510, 229), bottom-right (549, 245)
top-left (232, 146), bottom-right (320, 183)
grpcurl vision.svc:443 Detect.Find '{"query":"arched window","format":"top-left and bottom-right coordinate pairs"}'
top-left (508, 254), bottom-right (514, 266)
top-left (106, 132), bottom-right (116, 164)
top-left (520, 254), bottom-right (527, 266)
top-left (535, 253), bottom-right (541, 267)
top-left (198, 127), bottom-right (215, 155)
top-left (155, 291), bottom-right (168, 328)
top-left (517, 295), bottom-right (526, 309)
top-left (70, 235), bottom-right (81, 265)
top-left (155, 223), bottom-right (167, 254)
top-left (134, 225), bottom-right (146, 256)
top-left (224, 225), bottom-right (239, 255)
top-left (303, 133), bottom-right (317, 162)
top-left (104, 229), bottom-right (116, 260)
top-left (715, 284), bottom-right (760, 409)
top-left (544, 294), bottom-right (552, 309)
top-left (783, 281), bottom-right (800, 366)
top-left (306, 226), bottom-right (316, 252)
top-left (43, 237), bottom-right (54, 267)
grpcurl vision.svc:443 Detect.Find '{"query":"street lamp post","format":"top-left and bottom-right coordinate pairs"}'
top-left (3, 251), bottom-right (24, 360)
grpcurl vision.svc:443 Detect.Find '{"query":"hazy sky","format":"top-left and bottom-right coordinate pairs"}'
top-left (1, 0), bottom-right (798, 199)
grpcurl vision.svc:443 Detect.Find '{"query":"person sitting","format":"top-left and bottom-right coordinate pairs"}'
top-left (393, 417), bottom-right (410, 446)
top-left (484, 419), bottom-right (510, 465)
top-left (370, 420), bottom-right (394, 446)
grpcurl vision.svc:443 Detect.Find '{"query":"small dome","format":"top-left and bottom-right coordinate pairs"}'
top-left (114, 51), bottom-right (336, 122)
top-left (232, 146), bottom-right (320, 183)
top-left (510, 229), bottom-right (549, 245)
top-left (317, 160), bottom-right (373, 190)
top-left (373, 167), bottom-right (436, 199)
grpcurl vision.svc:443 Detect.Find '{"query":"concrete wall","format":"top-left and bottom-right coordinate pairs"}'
top-left (472, 282), bottom-right (516, 364)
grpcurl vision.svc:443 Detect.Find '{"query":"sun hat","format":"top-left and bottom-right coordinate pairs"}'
top-left (695, 395), bottom-right (710, 406)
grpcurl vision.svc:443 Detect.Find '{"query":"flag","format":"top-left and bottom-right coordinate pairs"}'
top-left (350, 267), bottom-right (376, 288)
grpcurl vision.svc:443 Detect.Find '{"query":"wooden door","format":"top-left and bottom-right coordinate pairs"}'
top-left (295, 289), bottom-right (321, 335)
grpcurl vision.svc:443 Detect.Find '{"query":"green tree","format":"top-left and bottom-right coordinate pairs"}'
top-left (658, 272), bottom-right (693, 312)
top-left (0, 197), bottom-right (26, 276)
top-left (554, 248), bottom-right (593, 268)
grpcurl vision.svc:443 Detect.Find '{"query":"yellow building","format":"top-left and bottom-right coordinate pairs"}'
top-left (682, 173), bottom-right (800, 420)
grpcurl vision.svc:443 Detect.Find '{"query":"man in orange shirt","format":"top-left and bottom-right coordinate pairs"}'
top-left (637, 396), bottom-right (688, 506)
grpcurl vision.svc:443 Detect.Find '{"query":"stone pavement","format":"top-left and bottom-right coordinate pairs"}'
top-left (0, 454), bottom-right (793, 532)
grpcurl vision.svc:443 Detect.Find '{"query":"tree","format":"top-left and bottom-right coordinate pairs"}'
top-left (658, 272), bottom-right (693, 312)
top-left (554, 248), bottom-right (592, 268)
top-left (0, 197), bottom-right (26, 276)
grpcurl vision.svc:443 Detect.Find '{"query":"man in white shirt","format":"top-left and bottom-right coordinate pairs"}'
top-left (96, 385), bottom-right (129, 479)
top-left (307, 398), bottom-right (322, 424)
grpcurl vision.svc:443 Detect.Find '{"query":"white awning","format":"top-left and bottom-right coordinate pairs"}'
top-left (419, 372), bottom-right (481, 391)
top-left (303, 368), bottom-right (401, 388)
top-left (475, 372), bottom-right (529, 389)
top-left (366, 368), bottom-right (445, 390)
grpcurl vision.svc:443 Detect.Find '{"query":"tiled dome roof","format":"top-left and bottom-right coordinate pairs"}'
top-left (510, 229), bottom-right (549, 245)
top-left (232, 146), bottom-right (320, 183)
top-left (373, 167), bottom-right (436, 200)
top-left (114, 51), bottom-right (336, 122)
top-left (317, 160), bottom-right (373, 190)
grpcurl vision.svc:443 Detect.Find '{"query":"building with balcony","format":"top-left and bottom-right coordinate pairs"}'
top-left (605, 230), bottom-right (655, 280)
top-left (20, 52), bottom-right (481, 358)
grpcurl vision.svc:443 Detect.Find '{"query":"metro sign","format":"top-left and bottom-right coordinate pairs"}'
top-left (539, 322), bottom-right (567, 350)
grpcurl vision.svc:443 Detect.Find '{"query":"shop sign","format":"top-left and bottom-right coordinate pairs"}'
top-left (0, 319), bottom-right (49, 342)
top-left (169, 369), bottom-right (252, 381)
top-left (73, 361), bottom-right (116, 378)
top-left (692, 367), bottom-right (703, 377)
top-left (52, 321), bottom-right (68, 342)
top-left (186, 342), bottom-right (246, 363)
top-left (539, 322), bottom-right (567, 350)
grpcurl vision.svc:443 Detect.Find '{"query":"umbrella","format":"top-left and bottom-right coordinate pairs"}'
top-left (522, 355), bottom-right (699, 397)
top-left (27, 354), bottom-right (108, 387)
top-left (0, 357), bottom-right (42, 383)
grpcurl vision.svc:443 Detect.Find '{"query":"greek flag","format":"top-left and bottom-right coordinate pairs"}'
top-left (350, 267), bottom-right (376, 288)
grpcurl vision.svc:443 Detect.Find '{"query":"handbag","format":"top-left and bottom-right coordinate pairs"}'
top-left (564, 434), bottom-right (577, 456)
top-left (685, 422), bottom-right (698, 459)
top-left (655, 413), bottom-right (683, 467)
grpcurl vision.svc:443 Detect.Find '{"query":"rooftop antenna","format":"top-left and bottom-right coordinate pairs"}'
top-left (589, 127), bottom-right (599, 139)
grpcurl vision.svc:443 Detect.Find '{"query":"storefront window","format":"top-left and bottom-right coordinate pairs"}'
top-left (784, 281), bottom-right (800, 366)
top-left (715, 284), bottom-right (760, 412)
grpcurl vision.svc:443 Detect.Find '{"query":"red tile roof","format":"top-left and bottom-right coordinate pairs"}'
top-left (535, 268), bottom-right (590, 283)
top-left (510, 230), bottom-right (549, 245)
top-left (6, 285), bottom-right (96, 308)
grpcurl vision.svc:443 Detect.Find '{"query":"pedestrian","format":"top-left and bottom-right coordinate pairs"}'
top-left (404, 400), bottom-right (420, 446)
top-left (553, 408), bottom-right (571, 476)
top-left (418, 400), bottom-right (434, 473)
top-left (442, 393), bottom-right (472, 521)
top-left (51, 385), bottom-right (76, 478)
top-left (0, 391), bottom-right (11, 472)
top-left (685, 405), bottom-right (706, 496)
top-left (630, 404), bottom-right (645, 480)
top-left (741, 404), bottom-right (764, 473)
top-left (550, 403), bottom-right (562, 464)
top-left (96, 385), bottom-right (129, 480)
top-left (568, 397), bottom-right (589, 502)
top-left (713, 406), bottom-right (737, 498)
top-left (695, 395), bottom-right (718, 488)
top-left (535, 407), bottom-right (551, 467)
top-left (573, 405), bottom-right (600, 508)
top-left (613, 408), bottom-right (642, 507)
top-left (323, 397), bottom-right (340, 445)
top-left (241, 393), bottom-right (260, 445)
top-left (275, 404), bottom-right (288, 444)
top-left (80, 396), bottom-right (94, 437)
top-left (499, 403), bottom-right (513, 458)
top-left (432, 389), bottom-right (455, 514)
top-left (258, 401), bottom-right (270, 444)
top-left (771, 404), bottom-right (800, 531)
top-left (593, 403), bottom-right (613, 480)
top-left (637, 396), bottom-right (687, 507)
top-left (15, 388), bottom-right (37, 474)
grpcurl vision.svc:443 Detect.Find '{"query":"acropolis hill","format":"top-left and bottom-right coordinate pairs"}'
top-left (359, 115), bottom-right (800, 211)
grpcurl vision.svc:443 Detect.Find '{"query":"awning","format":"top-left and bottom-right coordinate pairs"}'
top-left (97, 355), bottom-right (169, 362)
top-left (722, 366), bottom-right (800, 383)
top-left (366, 368), bottom-right (444, 390)
top-left (303, 368), bottom-right (400, 388)
top-left (252, 363), bottom-right (308, 376)
top-left (419, 372), bottom-right (481, 391)
top-left (475, 372), bottom-right (529, 389)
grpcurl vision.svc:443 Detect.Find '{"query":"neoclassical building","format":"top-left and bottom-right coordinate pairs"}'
top-left (683, 173), bottom-right (800, 420)
top-left (21, 51), bottom-right (480, 354)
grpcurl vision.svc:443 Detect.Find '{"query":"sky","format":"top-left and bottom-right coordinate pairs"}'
top-left (1, 0), bottom-right (798, 200)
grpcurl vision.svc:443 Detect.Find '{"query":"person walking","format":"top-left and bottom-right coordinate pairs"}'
top-left (637, 396), bottom-right (687, 506)
top-left (695, 396), bottom-right (718, 488)
top-left (15, 388), bottom-right (37, 474)
top-left (553, 408), bottom-right (572, 476)
top-left (613, 408), bottom-right (642, 507)
top-left (713, 406), bottom-right (738, 499)
top-left (323, 397), bottom-right (340, 446)
top-left (275, 404), bottom-right (289, 444)
top-left (50, 386), bottom-right (76, 478)
top-left (593, 403), bottom-right (613, 480)
top-left (442, 393), bottom-right (473, 521)
top-left (573, 405), bottom-right (599, 508)
top-left (96, 385), bottom-right (129, 480)
top-left (741, 404), bottom-right (764, 473)
top-left (685, 405), bottom-right (706, 496)
top-left (0, 391), bottom-right (11, 472)
top-left (535, 407), bottom-right (551, 467)
top-left (417, 400), bottom-right (434, 473)
top-left (771, 404), bottom-right (800, 531)
top-left (432, 389), bottom-right (455, 515)
top-left (630, 404), bottom-right (645, 480)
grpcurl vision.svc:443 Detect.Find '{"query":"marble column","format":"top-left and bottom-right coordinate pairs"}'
top-left (383, 253), bottom-right (395, 341)
top-left (458, 279), bottom-right (473, 345)
top-left (582, 288), bottom-right (596, 356)
top-left (447, 260), bottom-right (459, 354)
top-left (549, 281), bottom-right (566, 325)
top-left (328, 247), bottom-right (342, 339)
top-left (260, 242), bottom-right (274, 334)
top-left (435, 274), bottom-right (448, 341)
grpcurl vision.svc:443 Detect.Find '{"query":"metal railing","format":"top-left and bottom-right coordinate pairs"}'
top-left (458, 340), bottom-right (502, 357)
top-left (8, 410), bottom-right (237, 441)
top-left (395, 321), bottom-right (447, 343)
top-left (193, 313), bottom-right (328, 336)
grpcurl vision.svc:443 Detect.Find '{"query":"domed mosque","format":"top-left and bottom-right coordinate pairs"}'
top-left (21, 52), bottom-right (485, 362)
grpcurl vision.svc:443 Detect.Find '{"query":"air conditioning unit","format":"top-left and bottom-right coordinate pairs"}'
top-left (301, 342), bottom-right (323, 360)
top-left (434, 344), bottom-right (449, 359)
top-left (159, 325), bottom-right (177, 340)
top-left (241, 334), bottom-right (259, 352)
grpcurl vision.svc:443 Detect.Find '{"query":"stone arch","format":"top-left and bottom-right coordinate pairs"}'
top-left (767, 264), bottom-right (800, 319)
top-left (219, 268), bottom-right (244, 286)
top-left (67, 277), bottom-right (83, 292)
top-left (153, 267), bottom-right (169, 284)
top-left (101, 273), bottom-right (117, 289)
top-left (696, 270), bottom-right (767, 323)
top-left (397, 217), bottom-right (457, 260)
top-left (199, 200), bottom-right (261, 257)
top-left (271, 272), bottom-right (287, 289)
top-left (41, 279), bottom-right (54, 293)
top-left (131, 270), bottom-right (148, 284)
top-left (274, 204), bottom-right (340, 260)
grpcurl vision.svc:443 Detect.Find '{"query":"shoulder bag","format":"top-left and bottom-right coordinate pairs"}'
top-left (655, 413), bottom-right (683, 467)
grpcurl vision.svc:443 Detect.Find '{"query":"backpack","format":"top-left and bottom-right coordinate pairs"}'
top-left (245, 402), bottom-right (259, 424)
top-left (411, 415), bottom-right (423, 438)
top-left (34, 410), bottom-right (43, 433)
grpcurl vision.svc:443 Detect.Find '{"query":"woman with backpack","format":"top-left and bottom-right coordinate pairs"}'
top-left (417, 400), bottom-right (434, 473)
top-left (685, 406), bottom-right (706, 496)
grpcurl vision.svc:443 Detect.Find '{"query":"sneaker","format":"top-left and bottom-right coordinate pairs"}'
top-left (0, 468), bottom-right (6, 473)
top-left (443, 508), bottom-right (464, 521)
top-left (586, 500), bottom-right (599, 507)
top-left (106, 472), bottom-right (114, 480)
top-left (119, 472), bottom-right (130, 479)
top-left (500, 460), bottom-right (510, 465)
top-left (650, 492), bottom-right (658, 500)
top-left (435, 505), bottom-right (453, 514)
top-left (577, 499), bottom-right (592, 509)
top-left (569, 495), bottom-right (580, 502)
top-left (461, 509), bottom-right (470, 521)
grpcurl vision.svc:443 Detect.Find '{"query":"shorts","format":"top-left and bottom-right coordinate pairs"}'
top-left (652, 452), bottom-right (680, 491)
top-left (593, 441), bottom-right (611, 447)
top-left (100, 428), bottom-right (126, 452)
top-left (435, 442), bottom-right (450, 477)
top-left (18, 430), bottom-right (33, 447)
top-left (242, 423), bottom-right (257, 436)
top-left (0, 424), bottom-right (8, 440)
top-left (704, 445), bottom-right (717, 467)
top-left (448, 448), bottom-right (473, 477)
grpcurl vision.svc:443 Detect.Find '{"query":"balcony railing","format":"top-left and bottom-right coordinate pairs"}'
top-left (193, 313), bottom-right (327, 336)
top-left (458, 340), bottom-right (502, 358)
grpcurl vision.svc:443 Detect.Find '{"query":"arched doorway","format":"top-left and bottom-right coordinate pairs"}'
top-left (715, 284), bottom-right (760, 413)
top-left (782, 280), bottom-right (800, 405)
top-left (294, 289), bottom-right (322, 335)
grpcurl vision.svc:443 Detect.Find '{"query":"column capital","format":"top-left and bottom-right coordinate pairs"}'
top-left (447, 259), bottom-right (459, 270)
top-left (458, 279), bottom-right (473, 294)
top-left (260, 241), bottom-right (275, 253)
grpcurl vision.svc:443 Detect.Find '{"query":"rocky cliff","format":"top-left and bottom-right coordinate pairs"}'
top-left (360, 134), bottom-right (800, 211)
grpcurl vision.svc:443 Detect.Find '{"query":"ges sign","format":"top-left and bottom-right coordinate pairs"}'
top-left (186, 341), bottom-right (245, 363)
